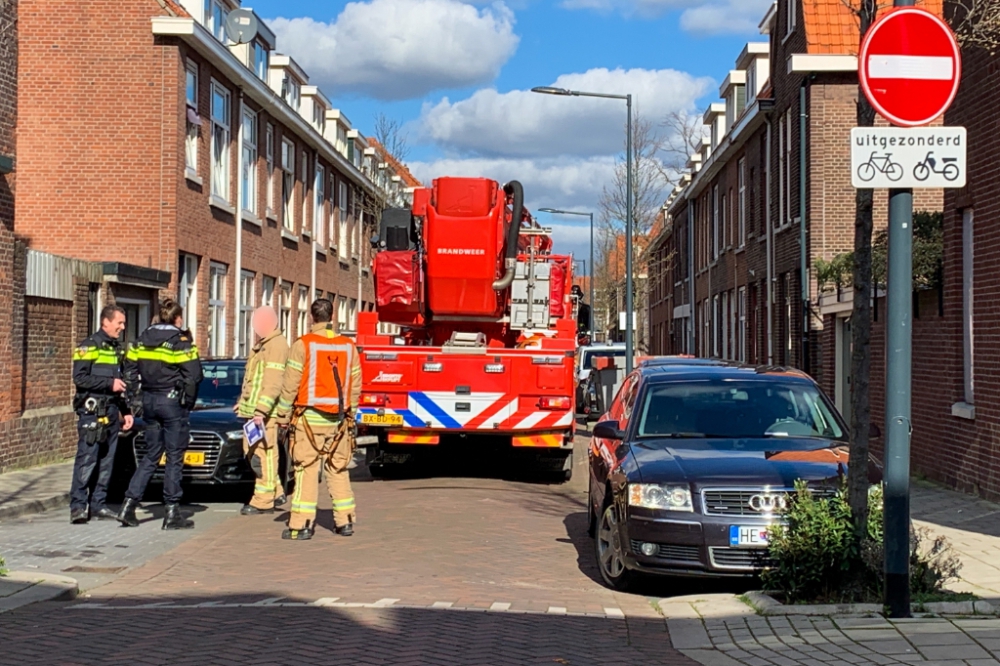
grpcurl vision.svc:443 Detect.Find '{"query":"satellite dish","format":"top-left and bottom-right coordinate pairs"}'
top-left (225, 8), bottom-right (259, 45)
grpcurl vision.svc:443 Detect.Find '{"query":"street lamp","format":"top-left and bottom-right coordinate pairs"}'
top-left (532, 85), bottom-right (634, 372)
top-left (539, 207), bottom-right (594, 335)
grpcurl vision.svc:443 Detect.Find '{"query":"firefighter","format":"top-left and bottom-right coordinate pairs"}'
top-left (69, 305), bottom-right (136, 524)
top-left (275, 298), bottom-right (361, 541)
top-left (236, 306), bottom-right (289, 514)
top-left (117, 299), bottom-right (203, 530)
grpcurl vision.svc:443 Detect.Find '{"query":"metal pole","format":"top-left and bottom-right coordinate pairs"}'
top-left (799, 82), bottom-right (810, 374)
top-left (590, 212), bottom-right (595, 333)
top-left (625, 94), bottom-right (634, 373)
top-left (884, 0), bottom-right (915, 622)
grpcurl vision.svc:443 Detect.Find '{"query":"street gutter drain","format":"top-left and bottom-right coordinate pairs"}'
top-left (61, 566), bottom-right (127, 574)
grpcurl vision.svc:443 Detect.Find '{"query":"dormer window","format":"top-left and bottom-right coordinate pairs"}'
top-left (746, 65), bottom-right (757, 104)
top-left (785, 0), bottom-right (796, 36)
top-left (281, 76), bottom-right (301, 111)
top-left (205, 0), bottom-right (229, 42)
top-left (313, 105), bottom-right (326, 134)
top-left (253, 42), bottom-right (268, 80)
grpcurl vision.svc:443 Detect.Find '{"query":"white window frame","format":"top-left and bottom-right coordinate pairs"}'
top-left (778, 113), bottom-right (785, 228)
top-left (712, 185), bottom-right (720, 260)
top-left (349, 298), bottom-right (358, 331)
top-left (784, 273), bottom-right (793, 362)
top-left (721, 192), bottom-right (728, 250)
top-left (185, 61), bottom-right (199, 175)
top-left (338, 181), bottom-right (349, 260)
top-left (281, 138), bottom-right (295, 231)
top-left (297, 286), bottom-right (309, 339)
top-left (241, 109), bottom-right (257, 215)
top-left (785, 0), bottom-right (797, 36)
top-left (262, 275), bottom-right (275, 311)
top-left (210, 80), bottom-right (231, 202)
top-left (337, 296), bottom-right (348, 333)
top-left (282, 76), bottom-right (301, 111)
top-left (253, 41), bottom-right (268, 80)
top-left (314, 163), bottom-right (326, 247)
top-left (747, 63), bottom-right (757, 104)
top-left (265, 124), bottom-right (275, 216)
top-left (178, 253), bottom-right (199, 338)
top-left (205, 0), bottom-right (228, 42)
top-left (962, 209), bottom-right (975, 406)
top-left (785, 110), bottom-right (793, 225)
top-left (712, 294), bottom-right (720, 358)
top-left (738, 158), bottom-right (747, 247)
top-left (239, 270), bottom-right (255, 357)
top-left (280, 282), bottom-right (293, 345)
top-left (300, 152), bottom-right (309, 235)
top-left (738, 286), bottom-right (747, 363)
top-left (208, 262), bottom-right (228, 358)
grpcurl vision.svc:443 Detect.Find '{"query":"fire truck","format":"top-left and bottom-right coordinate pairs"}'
top-left (355, 177), bottom-right (578, 480)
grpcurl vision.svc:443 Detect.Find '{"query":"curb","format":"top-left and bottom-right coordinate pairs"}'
top-left (745, 590), bottom-right (1000, 617)
top-left (0, 571), bottom-right (79, 613)
top-left (0, 491), bottom-right (71, 522)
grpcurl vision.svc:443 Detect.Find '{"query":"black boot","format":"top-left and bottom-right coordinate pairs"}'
top-left (93, 507), bottom-right (119, 521)
top-left (281, 522), bottom-right (314, 540)
top-left (240, 504), bottom-right (273, 515)
top-left (117, 498), bottom-right (140, 527)
top-left (162, 503), bottom-right (194, 530)
top-left (336, 523), bottom-right (354, 537)
top-left (70, 508), bottom-right (89, 525)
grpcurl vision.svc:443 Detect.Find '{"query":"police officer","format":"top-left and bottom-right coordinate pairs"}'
top-left (117, 299), bottom-right (203, 530)
top-left (70, 305), bottom-right (135, 524)
top-left (236, 306), bottom-right (289, 515)
top-left (275, 298), bottom-right (361, 541)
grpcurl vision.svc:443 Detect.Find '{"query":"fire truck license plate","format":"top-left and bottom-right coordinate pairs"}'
top-left (159, 452), bottom-right (205, 466)
top-left (361, 414), bottom-right (404, 426)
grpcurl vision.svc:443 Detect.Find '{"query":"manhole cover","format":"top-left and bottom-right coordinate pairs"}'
top-left (61, 566), bottom-right (127, 574)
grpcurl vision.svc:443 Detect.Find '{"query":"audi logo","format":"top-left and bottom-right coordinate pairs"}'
top-left (748, 493), bottom-right (788, 513)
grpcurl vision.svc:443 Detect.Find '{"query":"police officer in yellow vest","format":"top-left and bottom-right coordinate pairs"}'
top-left (236, 306), bottom-right (289, 515)
top-left (275, 298), bottom-right (361, 541)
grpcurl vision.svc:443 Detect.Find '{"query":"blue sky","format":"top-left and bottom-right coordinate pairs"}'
top-left (250, 0), bottom-right (773, 268)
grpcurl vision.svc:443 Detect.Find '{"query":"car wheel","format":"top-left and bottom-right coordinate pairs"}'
top-left (595, 503), bottom-right (632, 590)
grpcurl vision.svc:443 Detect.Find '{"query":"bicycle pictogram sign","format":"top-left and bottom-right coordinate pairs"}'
top-left (856, 152), bottom-right (903, 183)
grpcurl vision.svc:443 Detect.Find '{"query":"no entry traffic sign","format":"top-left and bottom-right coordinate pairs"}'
top-left (859, 7), bottom-right (962, 127)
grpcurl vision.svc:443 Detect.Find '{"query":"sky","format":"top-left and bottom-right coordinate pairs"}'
top-left (248, 0), bottom-right (774, 270)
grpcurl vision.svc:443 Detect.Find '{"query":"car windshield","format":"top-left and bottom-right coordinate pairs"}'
top-left (582, 349), bottom-right (626, 370)
top-left (195, 362), bottom-right (246, 409)
top-left (636, 379), bottom-right (846, 441)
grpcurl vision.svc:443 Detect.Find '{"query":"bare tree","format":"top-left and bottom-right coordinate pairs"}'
top-left (950, 0), bottom-right (1000, 54)
top-left (598, 115), bottom-right (670, 240)
top-left (373, 112), bottom-right (410, 164)
top-left (659, 110), bottom-right (708, 188)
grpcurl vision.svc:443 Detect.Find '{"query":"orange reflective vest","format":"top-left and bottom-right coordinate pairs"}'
top-left (295, 333), bottom-right (357, 417)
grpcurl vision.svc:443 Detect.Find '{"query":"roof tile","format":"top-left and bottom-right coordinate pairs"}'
top-left (802, 0), bottom-right (942, 54)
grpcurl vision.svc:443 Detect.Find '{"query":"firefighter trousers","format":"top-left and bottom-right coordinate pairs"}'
top-left (244, 418), bottom-right (286, 510)
top-left (288, 421), bottom-right (356, 530)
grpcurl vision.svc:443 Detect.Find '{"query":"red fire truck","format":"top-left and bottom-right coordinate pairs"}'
top-left (355, 177), bottom-right (578, 480)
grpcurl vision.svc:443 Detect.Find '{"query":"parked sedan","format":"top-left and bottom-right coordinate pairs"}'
top-left (588, 362), bottom-right (880, 590)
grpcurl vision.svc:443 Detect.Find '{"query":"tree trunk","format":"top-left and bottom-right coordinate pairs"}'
top-left (848, 0), bottom-right (879, 536)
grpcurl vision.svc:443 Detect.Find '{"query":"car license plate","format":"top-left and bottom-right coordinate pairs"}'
top-left (159, 452), bottom-right (206, 466)
top-left (729, 525), bottom-right (769, 547)
top-left (360, 413), bottom-right (404, 427)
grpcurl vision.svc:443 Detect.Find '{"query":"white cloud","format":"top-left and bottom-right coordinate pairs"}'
top-left (268, 0), bottom-right (520, 101)
top-left (559, 0), bottom-right (773, 34)
top-left (417, 68), bottom-right (712, 158)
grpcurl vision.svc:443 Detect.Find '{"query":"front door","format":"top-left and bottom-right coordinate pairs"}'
top-left (119, 300), bottom-right (150, 348)
top-left (835, 316), bottom-right (852, 425)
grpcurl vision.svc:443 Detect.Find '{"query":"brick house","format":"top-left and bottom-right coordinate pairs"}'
top-left (15, 0), bottom-right (413, 357)
top-left (650, 0), bottom-right (942, 421)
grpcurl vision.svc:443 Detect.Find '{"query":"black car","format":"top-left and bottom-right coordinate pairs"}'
top-left (587, 362), bottom-right (880, 590)
top-left (120, 360), bottom-right (262, 487)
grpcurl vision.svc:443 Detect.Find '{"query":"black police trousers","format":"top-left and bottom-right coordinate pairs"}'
top-left (126, 393), bottom-right (189, 504)
top-left (70, 405), bottom-right (121, 513)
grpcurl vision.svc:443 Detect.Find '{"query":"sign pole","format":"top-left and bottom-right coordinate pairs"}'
top-left (883, 0), bottom-right (915, 622)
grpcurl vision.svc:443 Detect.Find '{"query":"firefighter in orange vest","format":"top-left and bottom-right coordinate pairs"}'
top-left (275, 298), bottom-right (361, 541)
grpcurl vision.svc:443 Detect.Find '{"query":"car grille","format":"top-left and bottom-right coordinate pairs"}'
top-left (709, 547), bottom-right (773, 570)
top-left (630, 541), bottom-right (701, 562)
top-left (134, 431), bottom-right (222, 480)
top-left (701, 487), bottom-right (837, 516)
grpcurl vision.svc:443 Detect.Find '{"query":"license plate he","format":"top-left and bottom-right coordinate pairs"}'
top-left (159, 452), bottom-right (206, 466)
top-left (360, 413), bottom-right (404, 426)
top-left (729, 525), bottom-right (769, 547)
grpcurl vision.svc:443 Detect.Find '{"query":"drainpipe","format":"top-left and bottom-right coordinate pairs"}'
top-left (799, 80), bottom-right (811, 374)
top-left (233, 91), bottom-right (244, 359)
top-left (766, 120), bottom-right (774, 364)
top-left (687, 198), bottom-right (695, 355)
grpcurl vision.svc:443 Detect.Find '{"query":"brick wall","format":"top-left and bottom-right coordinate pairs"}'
top-left (24, 297), bottom-right (74, 411)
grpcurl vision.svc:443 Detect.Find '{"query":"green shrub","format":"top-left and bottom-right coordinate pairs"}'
top-left (0, 554), bottom-right (6, 577)
top-left (762, 481), bottom-right (961, 604)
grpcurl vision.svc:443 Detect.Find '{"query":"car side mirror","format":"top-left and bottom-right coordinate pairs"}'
top-left (593, 420), bottom-right (624, 440)
top-left (869, 423), bottom-right (882, 439)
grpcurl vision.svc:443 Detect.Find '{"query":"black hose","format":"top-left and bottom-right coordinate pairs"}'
top-left (492, 180), bottom-right (524, 290)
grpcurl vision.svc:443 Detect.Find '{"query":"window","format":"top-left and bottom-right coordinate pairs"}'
top-left (738, 158), bottom-right (746, 247)
top-left (262, 275), bottom-right (275, 310)
top-left (785, 0), bottom-right (797, 36)
top-left (178, 253), bottom-right (200, 337)
top-left (763, 132), bottom-right (771, 231)
top-left (349, 298), bottom-right (357, 331)
top-left (778, 114), bottom-right (785, 228)
top-left (280, 282), bottom-right (292, 344)
top-left (721, 192), bottom-right (728, 250)
top-left (747, 63), bottom-right (757, 104)
top-left (253, 41), bottom-right (268, 80)
top-left (712, 186), bottom-right (720, 260)
top-left (281, 139), bottom-right (295, 231)
top-left (784, 273), bottom-right (793, 364)
top-left (265, 124), bottom-right (275, 215)
top-left (314, 163), bottom-right (326, 246)
top-left (313, 104), bottom-right (326, 134)
top-left (208, 262), bottom-right (227, 358)
top-left (185, 61), bottom-right (199, 174)
top-left (297, 286), bottom-right (309, 339)
top-left (239, 270), bottom-right (255, 357)
top-left (785, 109), bottom-right (793, 225)
top-left (738, 287), bottom-right (747, 363)
top-left (337, 296), bottom-right (348, 332)
top-left (205, 0), bottom-right (228, 42)
top-left (712, 294), bottom-right (720, 358)
top-left (210, 81), bottom-right (231, 201)
top-left (338, 181), bottom-right (349, 259)
top-left (721, 291), bottom-right (729, 359)
top-left (301, 152), bottom-right (309, 235)
top-left (281, 76), bottom-right (301, 111)
top-left (241, 109), bottom-right (257, 215)
top-left (962, 209), bottom-right (975, 406)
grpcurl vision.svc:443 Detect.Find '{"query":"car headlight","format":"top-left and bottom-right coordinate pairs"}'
top-left (226, 430), bottom-right (245, 441)
top-left (628, 484), bottom-right (693, 512)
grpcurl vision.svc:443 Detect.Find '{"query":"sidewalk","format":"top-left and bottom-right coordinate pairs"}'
top-left (0, 571), bottom-right (78, 613)
top-left (0, 461), bottom-right (73, 521)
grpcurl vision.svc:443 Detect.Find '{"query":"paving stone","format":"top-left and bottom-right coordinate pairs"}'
top-left (908, 632), bottom-right (984, 647)
top-left (918, 646), bottom-right (992, 661)
top-left (857, 641), bottom-right (919, 656)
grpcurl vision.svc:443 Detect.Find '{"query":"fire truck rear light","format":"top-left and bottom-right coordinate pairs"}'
top-left (484, 364), bottom-right (505, 373)
top-left (531, 356), bottom-right (563, 365)
top-left (539, 396), bottom-right (571, 410)
top-left (360, 393), bottom-right (387, 407)
top-left (423, 362), bottom-right (443, 372)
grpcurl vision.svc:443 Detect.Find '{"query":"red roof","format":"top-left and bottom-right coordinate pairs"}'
top-left (803, 0), bottom-right (943, 54)
top-left (367, 139), bottom-right (422, 188)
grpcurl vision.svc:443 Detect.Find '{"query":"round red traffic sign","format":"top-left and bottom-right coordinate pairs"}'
top-left (859, 7), bottom-right (962, 127)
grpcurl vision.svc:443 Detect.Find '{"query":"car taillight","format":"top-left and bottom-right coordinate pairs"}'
top-left (423, 362), bottom-right (443, 372)
top-left (539, 396), bottom-right (571, 410)
top-left (360, 393), bottom-right (386, 407)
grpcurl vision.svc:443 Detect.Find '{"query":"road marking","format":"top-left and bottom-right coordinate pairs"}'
top-left (311, 597), bottom-right (340, 606)
top-left (372, 598), bottom-right (399, 607)
top-left (431, 601), bottom-right (454, 609)
top-left (489, 602), bottom-right (511, 612)
top-left (547, 606), bottom-right (567, 615)
top-left (604, 607), bottom-right (625, 619)
top-left (252, 597), bottom-right (285, 606)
